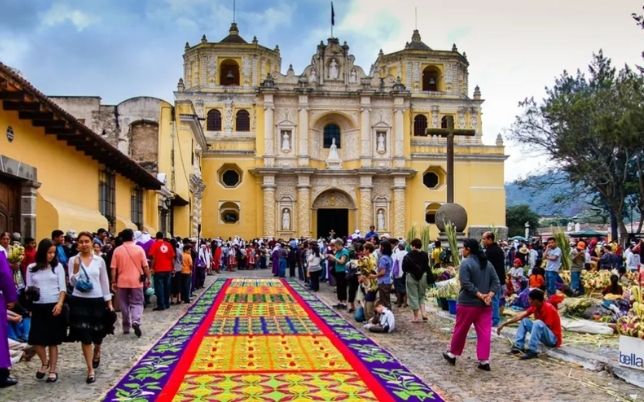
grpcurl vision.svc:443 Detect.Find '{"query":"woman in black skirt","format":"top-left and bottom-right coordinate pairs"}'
top-left (67, 231), bottom-right (114, 384)
top-left (25, 239), bottom-right (67, 383)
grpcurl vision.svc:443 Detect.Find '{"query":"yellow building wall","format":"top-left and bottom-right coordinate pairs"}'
top-left (0, 107), bottom-right (155, 240)
top-left (200, 156), bottom-right (261, 239)
top-left (114, 175), bottom-right (137, 232)
top-left (406, 156), bottom-right (505, 239)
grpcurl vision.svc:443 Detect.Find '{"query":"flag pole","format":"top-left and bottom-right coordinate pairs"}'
top-left (331, 1), bottom-right (335, 38)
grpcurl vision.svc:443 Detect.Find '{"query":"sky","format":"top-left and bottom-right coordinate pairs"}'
top-left (1, 0), bottom-right (641, 182)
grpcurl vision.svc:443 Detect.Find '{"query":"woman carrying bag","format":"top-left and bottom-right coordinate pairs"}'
top-left (25, 239), bottom-right (67, 383)
top-left (67, 232), bottom-right (114, 384)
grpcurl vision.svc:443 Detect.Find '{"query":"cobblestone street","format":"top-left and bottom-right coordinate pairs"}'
top-left (2, 269), bottom-right (643, 402)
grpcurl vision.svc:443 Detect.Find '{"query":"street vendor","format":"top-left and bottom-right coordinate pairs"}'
top-left (497, 288), bottom-right (562, 360)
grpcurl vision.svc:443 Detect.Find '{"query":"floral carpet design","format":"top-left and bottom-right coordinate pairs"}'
top-left (104, 278), bottom-right (443, 402)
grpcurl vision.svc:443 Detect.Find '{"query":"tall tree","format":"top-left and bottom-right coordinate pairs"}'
top-left (510, 52), bottom-right (644, 244)
top-left (506, 205), bottom-right (540, 238)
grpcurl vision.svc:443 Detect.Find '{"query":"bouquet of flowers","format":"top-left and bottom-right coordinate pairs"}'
top-left (7, 243), bottom-right (25, 288)
top-left (7, 243), bottom-right (24, 265)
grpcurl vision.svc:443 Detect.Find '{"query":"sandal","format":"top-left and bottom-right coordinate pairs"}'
top-left (46, 372), bottom-right (58, 383)
top-left (86, 372), bottom-right (96, 384)
top-left (92, 351), bottom-right (101, 369)
top-left (36, 362), bottom-right (49, 379)
top-left (422, 316), bottom-right (428, 321)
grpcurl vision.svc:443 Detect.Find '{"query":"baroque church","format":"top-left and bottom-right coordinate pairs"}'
top-left (180, 23), bottom-right (506, 239)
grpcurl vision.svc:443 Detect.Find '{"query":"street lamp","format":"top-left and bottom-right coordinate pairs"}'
top-left (524, 221), bottom-right (530, 240)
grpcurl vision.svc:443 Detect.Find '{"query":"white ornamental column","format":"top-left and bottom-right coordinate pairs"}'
top-left (263, 93), bottom-right (275, 167)
top-left (297, 174), bottom-right (311, 237)
top-left (297, 95), bottom-right (309, 166)
top-left (360, 96), bottom-right (371, 168)
top-left (262, 175), bottom-right (276, 236)
top-left (393, 97), bottom-right (405, 167)
top-left (393, 176), bottom-right (406, 238)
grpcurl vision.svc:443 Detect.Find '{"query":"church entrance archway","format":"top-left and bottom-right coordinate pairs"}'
top-left (317, 209), bottom-right (348, 239)
top-left (312, 189), bottom-right (355, 239)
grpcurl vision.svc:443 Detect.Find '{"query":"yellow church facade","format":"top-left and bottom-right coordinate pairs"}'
top-left (175, 24), bottom-right (506, 240)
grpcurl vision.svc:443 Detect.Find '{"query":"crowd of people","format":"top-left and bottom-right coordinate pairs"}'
top-left (1, 225), bottom-right (642, 386)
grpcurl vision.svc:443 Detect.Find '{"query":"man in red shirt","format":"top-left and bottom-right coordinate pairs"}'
top-left (148, 232), bottom-right (175, 311)
top-left (497, 288), bottom-right (562, 360)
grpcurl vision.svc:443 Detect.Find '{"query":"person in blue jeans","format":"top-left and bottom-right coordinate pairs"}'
top-left (497, 288), bottom-right (562, 360)
top-left (543, 237), bottom-right (562, 297)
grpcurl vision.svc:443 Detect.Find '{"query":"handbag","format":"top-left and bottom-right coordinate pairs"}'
top-left (345, 261), bottom-right (358, 280)
top-left (24, 285), bottom-right (41, 302)
top-left (74, 258), bottom-right (94, 293)
top-left (354, 305), bottom-right (365, 322)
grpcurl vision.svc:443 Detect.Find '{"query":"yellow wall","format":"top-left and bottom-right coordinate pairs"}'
top-left (201, 156), bottom-right (261, 239)
top-left (0, 107), bottom-right (155, 240)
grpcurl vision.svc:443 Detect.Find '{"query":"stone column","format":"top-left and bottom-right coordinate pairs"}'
top-left (359, 175), bottom-right (373, 232)
top-left (393, 97), bottom-right (405, 167)
top-left (262, 175), bottom-right (276, 236)
top-left (20, 182), bottom-right (40, 239)
top-left (393, 176), bottom-right (406, 238)
top-left (263, 93), bottom-right (275, 167)
top-left (360, 96), bottom-right (371, 168)
top-left (297, 95), bottom-right (309, 166)
top-left (296, 175), bottom-right (311, 238)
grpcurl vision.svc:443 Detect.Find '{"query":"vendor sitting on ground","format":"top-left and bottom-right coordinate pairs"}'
top-left (497, 288), bottom-right (562, 360)
top-left (602, 274), bottom-right (623, 297)
top-left (509, 258), bottom-right (527, 293)
top-left (363, 301), bottom-right (395, 333)
top-left (528, 267), bottom-right (545, 291)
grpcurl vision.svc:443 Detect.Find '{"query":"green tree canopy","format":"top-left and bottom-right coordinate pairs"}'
top-left (509, 51), bottom-right (644, 244)
top-left (506, 205), bottom-right (540, 237)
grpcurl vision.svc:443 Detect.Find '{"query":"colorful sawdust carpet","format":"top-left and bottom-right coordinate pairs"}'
top-left (104, 278), bottom-right (443, 401)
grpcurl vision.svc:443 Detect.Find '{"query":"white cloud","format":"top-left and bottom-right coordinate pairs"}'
top-left (41, 3), bottom-right (98, 31)
top-left (0, 38), bottom-right (30, 66)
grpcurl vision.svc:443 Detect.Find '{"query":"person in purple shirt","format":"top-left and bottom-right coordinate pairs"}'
top-left (0, 249), bottom-right (18, 387)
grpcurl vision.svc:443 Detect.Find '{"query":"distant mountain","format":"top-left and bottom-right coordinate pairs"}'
top-left (505, 172), bottom-right (591, 217)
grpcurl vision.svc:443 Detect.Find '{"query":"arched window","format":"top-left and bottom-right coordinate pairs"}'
top-left (413, 115), bottom-right (428, 136)
top-left (220, 202), bottom-right (240, 224)
top-left (323, 124), bottom-right (341, 148)
top-left (235, 110), bottom-right (250, 132)
top-left (425, 203), bottom-right (441, 224)
top-left (422, 66), bottom-right (440, 91)
top-left (220, 59), bottom-right (240, 86)
top-left (206, 109), bottom-right (221, 131)
top-left (441, 115), bottom-right (454, 129)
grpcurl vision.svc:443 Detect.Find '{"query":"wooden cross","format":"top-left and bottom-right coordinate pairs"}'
top-left (426, 116), bottom-right (475, 203)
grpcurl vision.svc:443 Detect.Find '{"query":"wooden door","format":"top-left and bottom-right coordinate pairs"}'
top-left (0, 178), bottom-right (20, 234)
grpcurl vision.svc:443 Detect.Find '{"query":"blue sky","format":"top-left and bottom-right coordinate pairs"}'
top-left (1, 0), bottom-right (642, 181)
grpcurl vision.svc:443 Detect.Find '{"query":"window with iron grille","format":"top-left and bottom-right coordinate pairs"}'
top-left (131, 187), bottom-right (143, 229)
top-left (236, 110), bottom-right (250, 132)
top-left (99, 170), bottom-right (116, 228)
top-left (207, 109), bottom-right (221, 131)
top-left (323, 124), bottom-right (341, 148)
top-left (414, 115), bottom-right (428, 136)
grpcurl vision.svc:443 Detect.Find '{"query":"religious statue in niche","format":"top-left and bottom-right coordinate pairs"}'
top-left (328, 58), bottom-right (339, 80)
top-left (376, 132), bottom-right (386, 154)
top-left (328, 137), bottom-right (340, 161)
top-left (281, 130), bottom-right (291, 152)
top-left (309, 66), bottom-right (317, 83)
top-left (377, 209), bottom-right (385, 231)
top-left (282, 208), bottom-right (291, 230)
top-left (349, 68), bottom-right (358, 83)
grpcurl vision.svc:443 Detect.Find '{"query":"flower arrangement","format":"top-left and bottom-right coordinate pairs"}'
top-left (616, 283), bottom-right (644, 339)
top-left (7, 243), bottom-right (24, 265)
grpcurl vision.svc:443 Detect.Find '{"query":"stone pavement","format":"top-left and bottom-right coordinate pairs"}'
top-left (312, 277), bottom-right (643, 402)
top-left (3, 269), bottom-right (642, 402)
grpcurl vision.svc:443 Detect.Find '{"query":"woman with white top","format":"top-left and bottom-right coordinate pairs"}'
top-left (67, 231), bottom-right (113, 384)
top-left (306, 243), bottom-right (322, 292)
top-left (25, 239), bottom-right (67, 383)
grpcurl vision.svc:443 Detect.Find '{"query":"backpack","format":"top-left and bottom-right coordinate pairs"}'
top-left (439, 248), bottom-right (451, 264)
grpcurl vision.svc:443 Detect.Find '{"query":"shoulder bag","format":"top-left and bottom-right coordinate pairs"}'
top-left (74, 257), bottom-right (94, 293)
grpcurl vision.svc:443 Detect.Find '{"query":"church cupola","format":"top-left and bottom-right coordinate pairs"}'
top-left (405, 29), bottom-right (431, 51)
top-left (220, 22), bottom-right (247, 43)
